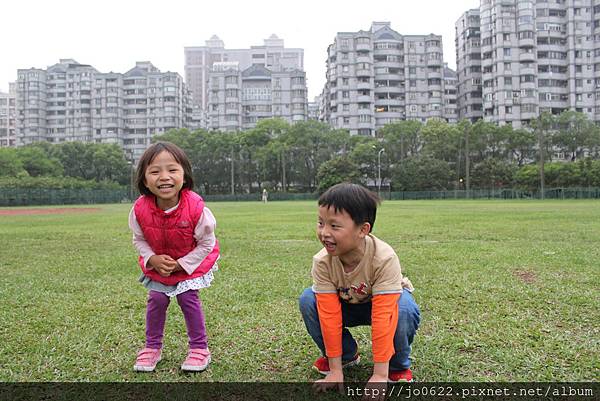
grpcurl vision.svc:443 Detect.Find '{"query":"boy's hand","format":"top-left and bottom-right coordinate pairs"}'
top-left (148, 254), bottom-right (178, 277)
top-left (313, 357), bottom-right (344, 394)
top-left (362, 374), bottom-right (388, 401)
top-left (313, 370), bottom-right (344, 394)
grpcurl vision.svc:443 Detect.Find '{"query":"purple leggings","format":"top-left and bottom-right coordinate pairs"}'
top-left (145, 290), bottom-right (207, 349)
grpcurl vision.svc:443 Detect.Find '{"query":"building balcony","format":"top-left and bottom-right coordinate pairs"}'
top-left (375, 60), bottom-right (402, 69)
top-left (357, 121), bottom-right (374, 129)
top-left (373, 46), bottom-right (401, 55)
top-left (375, 111), bottom-right (405, 120)
top-left (520, 110), bottom-right (538, 120)
top-left (481, 71), bottom-right (494, 81)
top-left (481, 57), bottom-right (493, 68)
top-left (356, 55), bottom-right (372, 64)
top-left (520, 81), bottom-right (536, 90)
top-left (376, 73), bottom-right (402, 81)
top-left (480, 43), bottom-right (492, 54)
top-left (375, 98), bottom-right (404, 107)
top-left (519, 52), bottom-right (535, 62)
top-left (357, 95), bottom-right (372, 103)
top-left (357, 81), bottom-right (371, 90)
top-left (356, 69), bottom-right (373, 77)
top-left (374, 86), bottom-right (390, 94)
top-left (356, 42), bottom-right (371, 52)
top-left (520, 67), bottom-right (536, 75)
top-left (519, 37), bottom-right (535, 47)
top-left (427, 58), bottom-right (442, 67)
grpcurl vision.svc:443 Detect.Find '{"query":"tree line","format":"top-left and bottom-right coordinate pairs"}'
top-left (0, 142), bottom-right (129, 189)
top-left (2, 110), bottom-right (600, 194)
top-left (155, 110), bottom-right (600, 194)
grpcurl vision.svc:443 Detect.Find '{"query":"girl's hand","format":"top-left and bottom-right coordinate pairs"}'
top-left (148, 255), bottom-right (178, 277)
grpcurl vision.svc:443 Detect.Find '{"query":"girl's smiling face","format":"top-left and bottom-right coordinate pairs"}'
top-left (143, 150), bottom-right (185, 210)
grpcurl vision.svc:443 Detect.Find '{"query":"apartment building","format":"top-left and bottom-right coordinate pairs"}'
top-left (120, 62), bottom-right (190, 160)
top-left (443, 64), bottom-right (459, 123)
top-left (456, 0), bottom-right (600, 128)
top-left (319, 22), bottom-right (453, 136)
top-left (308, 96), bottom-right (320, 120)
top-left (206, 62), bottom-right (307, 131)
top-left (184, 34), bottom-right (307, 129)
top-left (16, 59), bottom-right (191, 161)
top-left (0, 83), bottom-right (16, 147)
top-left (455, 9), bottom-right (484, 121)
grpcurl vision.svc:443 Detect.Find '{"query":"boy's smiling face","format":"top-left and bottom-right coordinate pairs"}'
top-left (317, 205), bottom-right (370, 258)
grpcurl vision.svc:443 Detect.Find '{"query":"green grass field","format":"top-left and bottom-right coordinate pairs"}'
top-left (0, 200), bottom-right (598, 382)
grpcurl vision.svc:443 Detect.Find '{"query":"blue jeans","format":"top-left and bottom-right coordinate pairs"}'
top-left (299, 287), bottom-right (420, 370)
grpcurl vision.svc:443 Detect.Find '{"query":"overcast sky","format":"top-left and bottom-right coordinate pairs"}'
top-left (0, 0), bottom-right (479, 99)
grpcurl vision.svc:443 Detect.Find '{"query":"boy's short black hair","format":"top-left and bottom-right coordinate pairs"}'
top-left (318, 183), bottom-right (381, 232)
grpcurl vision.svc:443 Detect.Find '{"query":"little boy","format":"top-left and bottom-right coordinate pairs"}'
top-left (299, 183), bottom-right (420, 390)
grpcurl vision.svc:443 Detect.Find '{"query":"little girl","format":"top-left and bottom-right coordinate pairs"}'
top-left (128, 141), bottom-right (220, 372)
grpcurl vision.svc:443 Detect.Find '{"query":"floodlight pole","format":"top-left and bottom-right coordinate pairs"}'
top-left (377, 148), bottom-right (385, 195)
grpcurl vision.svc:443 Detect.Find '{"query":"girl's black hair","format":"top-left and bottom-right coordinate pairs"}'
top-left (135, 142), bottom-right (194, 196)
top-left (318, 183), bottom-right (381, 232)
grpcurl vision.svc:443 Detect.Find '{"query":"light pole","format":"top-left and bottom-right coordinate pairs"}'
top-left (230, 146), bottom-right (235, 195)
top-left (127, 160), bottom-right (134, 201)
top-left (377, 148), bottom-right (385, 194)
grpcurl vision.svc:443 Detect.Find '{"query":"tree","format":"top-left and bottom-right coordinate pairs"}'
top-left (420, 118), bottom-right (460, 162)
top-left (349, 139), bottom-right (379, 183)
top-left (379, 120), bottom-right (423, 161)
top-left (391, 156), bottom-right (453, 191)
top-left (0, 148), bottom-right (26, 177)
top-left (470, 158), bottom-right (516, 189)
top-left (90, 144), bottom-right (130, 184)
top-left (253, 117), bottom-right (290, 139)
top-left (52, 142), bottom-right (95, 180)
top-left (284, 121), bottom-right (342, 192)
top-left (156, 128), bottom-right (237, 195)
top-left (238, 128), bottom-right (271, 192)
top-left (554, 111), bottom-right (596, 161)
top-left (16, 145), bottom-right (63, 177)
top-left (505, 127), bottom-right (536, 166)
top-left (253, 118), bottom-right (291, 191)
top-left (316, 156), bottom-right (361, 194)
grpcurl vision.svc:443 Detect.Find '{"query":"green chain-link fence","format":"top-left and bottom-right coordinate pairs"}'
top-left (1, 187), bottom-right (600, 207)
top-left (383, 187), bottom-right (600, 200)
top-left (0, 188), bottom-right (129, 206)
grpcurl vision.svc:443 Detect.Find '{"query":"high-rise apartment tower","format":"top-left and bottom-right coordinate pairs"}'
top-left (320, 22), bottom-right (456, 136)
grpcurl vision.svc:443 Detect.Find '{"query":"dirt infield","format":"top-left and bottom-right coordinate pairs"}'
top-left (0, 207), bottom-right (101, 216)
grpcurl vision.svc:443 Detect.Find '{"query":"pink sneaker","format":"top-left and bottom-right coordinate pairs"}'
top-left (181, 348), bottom-right (211, 372)
top-left (133, 348), bottom-right (161, 372)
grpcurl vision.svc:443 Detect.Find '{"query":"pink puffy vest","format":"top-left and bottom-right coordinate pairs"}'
top-left (134, 189), bottom-right (220, 286)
